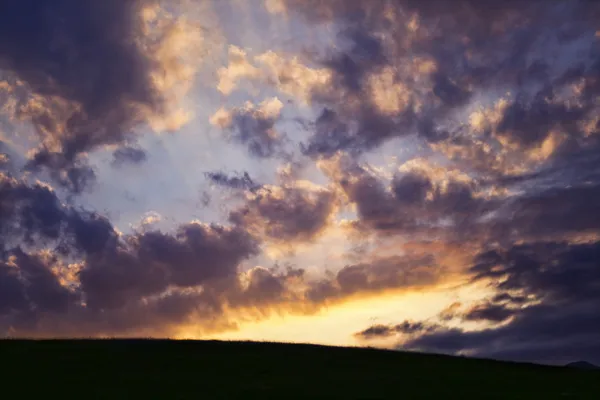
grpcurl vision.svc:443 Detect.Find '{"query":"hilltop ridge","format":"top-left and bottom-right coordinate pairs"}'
top-left (1, 339), bottom-right (599, 399)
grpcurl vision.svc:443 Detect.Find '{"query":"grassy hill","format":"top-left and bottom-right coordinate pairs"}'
top-left (2, 339), bottom-right (599, 399)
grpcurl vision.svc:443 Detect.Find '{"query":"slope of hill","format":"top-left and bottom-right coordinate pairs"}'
top-left (566, 361), bottom-right (600, 370)
top-left (2, 339), bottom-right (599, 399)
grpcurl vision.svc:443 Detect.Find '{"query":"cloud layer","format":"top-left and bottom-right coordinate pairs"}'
top-left (0, 0), bottom-right (599, 366)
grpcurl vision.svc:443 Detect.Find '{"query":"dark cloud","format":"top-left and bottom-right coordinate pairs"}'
top-left (0, 261), bottom-right (27, 315)
top-left (0, 0), bottom-right (195, 189)
top-left (68, 212), bottom-right (118, 256)
top-left (431, 73), bottom-right (471, 107)
top-left (79, 223), bottom-right (259, 310)
top-left (469, 241), bottom-right (600, 305)
top-left (229, 184), bottom-right (336, 243)
top-left (307, 254), bottom-right (437, 303)
top-left (507, 184), bottom-right (600, 240)
top-left (0, 247), bottom-right (82, 335)
top-left (205, 170), bottom-right (261, 192)
top-left (403, 301), bottom-right (600, 365)
top-left (53, 163), bottom-right (97, 195)
top-left (0, 172), bottom-right (262, 334)
top-left (355, 324), bottom-right (396, 339)
top-left (300, 103), bottom-right (409, 158)
top-left (1, 173), bottom-right (69, 249)
top-left (112, 146), bottom-right (147, 167)
top-left (0, 142), bottom-right (10, 170)
top-left (462, 303), bottom-right (515, 323)
top-left (327, 157), bottom-right (495, 237)
top-left (282, 0), bottom-right (600, 169)
top-left (1, 169), bottom-right (448, 337)
top-left (348, 120), bottom-right (600, 362)
top-left (4, 248), bottom-right (76, 313)
top-left (384, 239), bottom-right (600, 365)
top-left (491, 293), bottom-right (529, 305)
top-left (354, 320), bottom-right (440, 340)
top-left (495, 97), bottom-right (585, 149)
top-left (213, 100), bottom-right (288, 159)
top-left (322, 28), bottom-right (387, 94)
top-left (224, 266), bottom-right (306, 309)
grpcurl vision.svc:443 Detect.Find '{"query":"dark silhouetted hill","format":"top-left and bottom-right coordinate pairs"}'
top-left (566, 361), bottom-right (600, 370)
top-left (1, 339), bottom-right (599, 399)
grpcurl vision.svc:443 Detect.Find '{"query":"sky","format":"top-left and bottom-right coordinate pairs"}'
top-left (0, 0), bottom-right (600, 366)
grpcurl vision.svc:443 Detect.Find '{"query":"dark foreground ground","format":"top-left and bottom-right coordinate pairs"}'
top-left (2, 340), bottom-right (599, 399)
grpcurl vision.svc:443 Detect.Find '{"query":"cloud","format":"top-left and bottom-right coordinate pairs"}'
top-left (0, 248), bottom-right (76, 315)
top-left (224, 266), bottom-right (306, 309)
top-left (79, 222), bottom-right (259, 310)
top-left (352, 239), bottom-right (600, 365)
top-left (205, 170), bottom-right (261, 192)
top-left (1, 173), bottom-right (70, 249)
top-left (501, 183), bottom-right (600, 241)
top-left (112, 146), bottom-right (147, 167)
top-left (210, 98), bottom-right (287, 159)
top-left (402, 301), bottom-right (600, 365)
top-left (354, 320), bottom-right (440, 340)
top-left (319, 154), bottom-right (497, 239)
top-left (217, 46), bottom-right (262, 95)
top-left (0, 158), bottom-right (482, 338)
top-left (229, 181), bottom-right (337, 243)
top-left (0, 141), bottom-right (11, 170)
top-left (217, 46), bottom-right (331, 105)
top-left (461, 303), bottom-right (516, 323)
top-left (0, 172), bottom-right (257, 333)
top-left (349, 134), bottom-right (600, 363)
top-left (270, 0), bottom-right (600, 170)
top-left (132, 211), bottom-right (163, 232)
top-left (306, 254), bottom-right (439, 304)
top-left (0, 0), bottom-right (206, 188)
top-left (1, 172), bottom-right (446, 337)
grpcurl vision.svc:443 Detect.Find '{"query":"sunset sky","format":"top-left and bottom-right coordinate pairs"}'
top-left (1, 0), bottom-right (600, 366)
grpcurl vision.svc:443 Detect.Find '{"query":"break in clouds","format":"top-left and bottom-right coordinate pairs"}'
top-left (0, 0), bottom-right (599, 365)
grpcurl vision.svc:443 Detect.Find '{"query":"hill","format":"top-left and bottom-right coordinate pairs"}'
top-left (566, 361), bottom-right (600, 370)
top-left (1, 339), bottom-right (599, 399)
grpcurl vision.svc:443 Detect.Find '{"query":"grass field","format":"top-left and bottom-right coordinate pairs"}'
top-left (2, 339), bottom-right (599, 399)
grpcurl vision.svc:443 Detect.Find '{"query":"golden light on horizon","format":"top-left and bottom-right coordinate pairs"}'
top-left (175, 279), bottom-right (496, 347)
